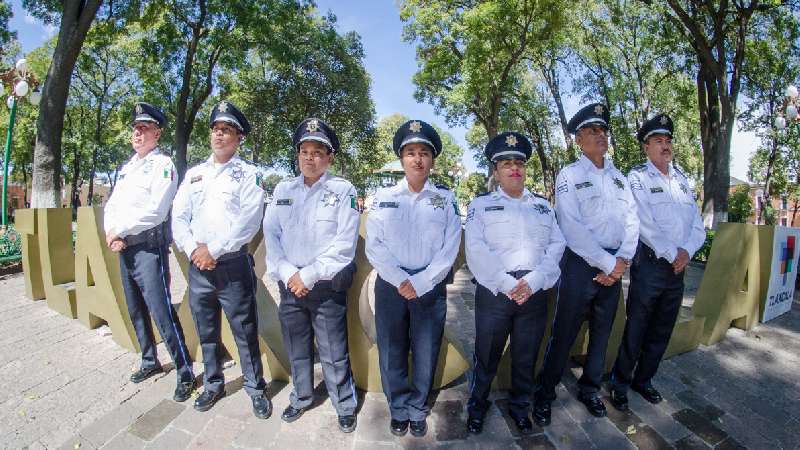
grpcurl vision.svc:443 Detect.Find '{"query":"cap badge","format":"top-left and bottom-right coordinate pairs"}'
top-left (409, 121), bottom-right (422, 133)
top-left (218, 101), bottom-right (229, 113)
top-left (306, 119), bottom-right (319, 133)
top-left (594, 105), bottom-right (604, 115)
top-left (505, 134), bottom-right (518, 147)
top-left (660, 116), bottom-right (668, 125)
top-left (135, 104), bottom-right (143, 115)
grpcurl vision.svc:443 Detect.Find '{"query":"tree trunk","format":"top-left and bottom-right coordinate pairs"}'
top-left (30, 0), bottom-right (102, 208)
top-left (70, 144), bottom-right (80, 211)
top-left (541, 62), bottom-right (574, 157)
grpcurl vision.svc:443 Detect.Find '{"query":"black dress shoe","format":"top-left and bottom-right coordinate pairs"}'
top-left (577, 393), bottom-right (607, 417)
top-left (466, 417), bottom-right (483, 434)
top-left (281, 405), bottom-right (307, 423)
top-left (409, 419), bottom-right (427, 437)
top-left (532, 401), bottom-right (551, 426)
top-left (193, 389), bottom-right (225, 412)
top-left (610, 388), bottom-right (629, 411)
top-left (510, 414), bottom-right (534, 435)
top-left (173, 381), bottom-right (194, 403)
top-left (338, 415), bottom-right (357, 433)
top-left (130, 366), bottom-right (163, 384)
top-left (632, 385), bottom-right (663, 404)
top-left (390, 419), bottom-right (409, 436)
top-left (251, 393), bottom-right (272, 419)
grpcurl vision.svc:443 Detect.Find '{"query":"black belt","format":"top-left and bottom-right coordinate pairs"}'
top-left (401, 266), bottom-right (427, 275)
top-left (638, 241), bottom-right (670, 264)
top-left (506, 270), bottom-right (531, 280)
top-left (124, 220), bottom-right (170, 247)
top-left (217, 245), bottom-right (249, 262)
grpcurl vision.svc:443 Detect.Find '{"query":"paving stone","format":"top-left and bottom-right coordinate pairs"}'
top-left (626, 393), bottom-right (691, 442)
top-left (231, 413), bottom-right (282, 448)
top-left (675, 390), bottom-right (725, 421)
top-left (714, 436), bottom-right (747, 450)
top-left (580, 418), bottom-right (634, 450)
top-left (431, 399), bottom-right (469, 441)
top-left (542, 406), bottom-right (594, 450)
top-left (169, 406), bottom-right (216, 435)
top-left (128, 399), bottom-right (185, 441)
top-left (625, 424), bottom-right (672, 450)
top-left (672, 409), bottom-right (728, 446)
top-left (605, 400), bottom-right (641, 433)
top-left (143, 426), bottom-right (193, 449)
top-left (188, 415), bottom-right (246, 448)
top-left (101, 431), bottom-right (146, 450)
top-left (515, 433), bottom-right (557, 450)
top-left (674, 433), bottom-right (712, 449)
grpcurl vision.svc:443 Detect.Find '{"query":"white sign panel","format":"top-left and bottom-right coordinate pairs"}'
top-left (763, 226), bottom-right (800, 322)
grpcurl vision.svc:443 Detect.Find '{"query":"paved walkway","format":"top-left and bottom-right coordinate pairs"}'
top-left (1, 260), bottom-right (798, 450)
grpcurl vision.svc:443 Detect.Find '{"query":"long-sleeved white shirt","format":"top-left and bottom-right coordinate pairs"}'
top-left (466, 187), bottom-right (566, 296)
top-left (554, 154), bottom-right (639, 274)
top-left (263, 171), bottom-right (359, 289)
top-left (365, 178), bottom-right (462, 297)
top-left (628, 160), bottom-right (706, 261)
top-left (172, 154), bottom-right (265, 260)
top-left (104, 148), bottom-right (177, 237)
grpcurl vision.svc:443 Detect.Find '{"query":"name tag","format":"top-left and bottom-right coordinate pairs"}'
top-left (485, 206), bottom-right (504, 211)
top-left (276, 198), bottom-right (293, 206)
top-left (650, 187), bottom-right (664, 193)
top-left (379, 202), bottom-right (399, 208)
top-left (190, 175), bottom-right (203, 184)
top-left (575, 181), bottom-right (593, 190)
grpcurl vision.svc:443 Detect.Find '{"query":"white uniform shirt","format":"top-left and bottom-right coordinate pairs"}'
top-left (263, 171), bottom-right (359, 289)
top-left (172, 154), bottom-right (265, 260)
top-left (365, 178), bottom-right (462, 297)
top-left (104, 148), bottom-right (177, 237)
top-left (628, 160), bottom-right (706, 261)
top-left (466, 187), bottom-right (566, 296)
top-left (555, 154), bottom-right (639, 274)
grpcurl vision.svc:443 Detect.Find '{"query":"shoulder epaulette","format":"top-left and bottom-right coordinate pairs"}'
top-left (532, 192), bottom-right (547, 200)
top-left (435, 183), bottom-right (451, 190)
top-left (632, 163), bottom-right (647, 172)
top-left (475, 192), bottom-right (490, 198)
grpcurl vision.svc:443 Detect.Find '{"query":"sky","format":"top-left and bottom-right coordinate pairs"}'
top-left (6, 0), bottom-right (758, 180)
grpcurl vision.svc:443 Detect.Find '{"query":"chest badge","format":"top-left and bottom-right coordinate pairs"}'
top-left (429, 194), bottom-right (446, 210)
top-left (322, 190), bottom-right (340, 207)
top-left (229, 165), bottom-right (244, 183)
top-left (613, 177), bottom-right (625, 190)
top-left (680, 183), bottom-right (689, 194)
top-left (532, 203), bottom-right (550, 215)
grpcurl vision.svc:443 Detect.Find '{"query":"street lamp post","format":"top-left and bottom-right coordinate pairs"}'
top-left (1, 58), bottom-right (41, 233)
top-left (774, 85), bottom-right (799, 131)
top-left (448, 162), bottom-right (465, 214)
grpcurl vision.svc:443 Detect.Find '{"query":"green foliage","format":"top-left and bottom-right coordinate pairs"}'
top-left (0, 1), bottom-right (16, 52)
top-left (458, 172), bottom-right (487, 206)
top-left (692, 229), bottom-right (715, 263)
top-left (728, 185), bottom-right (754, 223)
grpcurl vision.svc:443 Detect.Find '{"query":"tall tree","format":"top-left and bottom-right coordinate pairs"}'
top-left (643, 0), bottom-right (791, 226)
top-left (0, 1), bottom-right (16, 55)
top-left (740, 9), bottom-right (800, 224)
top-left (25, 0), bottom-right (132, 207)
top-left (139, 0), bottom-right (312, 178)
top-left (400, 0), bottom-right (569, 139)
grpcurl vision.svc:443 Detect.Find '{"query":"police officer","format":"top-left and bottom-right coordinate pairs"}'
top-left (365, 120), bottom-right (462, 438)
top-left (172, 101), bottom-right (271, 419)
top-left (104, 102), bottom-right (194, 402)
top-left (465, 132), bottom-right (566, 435)
top-left (534, 103), bottom-right (639, 424)
top-left (609, 114), bottom-right (705, 410)
top-left (263, 118), bottom-right (359, 433)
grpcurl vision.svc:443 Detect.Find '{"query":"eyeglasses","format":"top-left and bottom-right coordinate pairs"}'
top-left (211, 126), bottom-right (239, 136)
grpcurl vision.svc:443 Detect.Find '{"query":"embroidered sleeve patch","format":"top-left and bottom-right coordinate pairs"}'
top-left (452, 201), bottom-right (461, 216)
top-left (557, 180), bottom-right (568, 194)
top-left (466, 208), bottom-right (475, 223)
top-left (630, 179), bottom-right (643, 190)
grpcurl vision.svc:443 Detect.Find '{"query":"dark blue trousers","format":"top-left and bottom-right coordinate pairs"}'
top-left (119, 243), bottom-right (193, 383)
top-left (278, 280), bottom-right (357, 416)
top-left (187, 253), bottom-right (267, 397)
top-left (611, 242), bottom-right (684, 392)
top-left (467, 277), bottom-right (548, 420)
top-left (537, 248), bottom-right (620, 402)
top-left (374, 274), bottom-right (447, 421)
